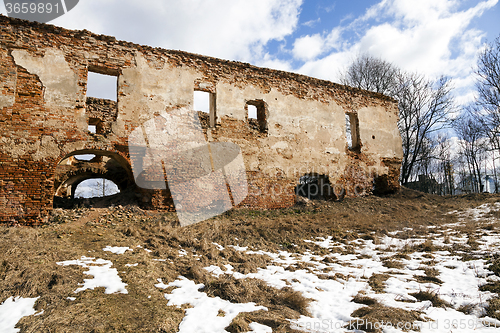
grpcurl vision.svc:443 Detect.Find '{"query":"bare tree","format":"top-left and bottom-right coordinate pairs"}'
top-left (397, 73), bottom-right (455, 185)
top-left (453, 115), bottom-right (487, 193)
top-left (470, 106), bottom-right (500, 193)
top-left (436, 136), bottom-right (455, 195)
top-left (340, 53), bottom-right (399, 96)
top-left (471, 36), bottom-right (500, 137)
top-left (341, 54), bottom-right (455, 187)
top-left (408, 134), bottom-right (454, 194)
top-left (469, 35), bottom-right (500, 191)
top-left (475, 36), bottom-right (500, 121)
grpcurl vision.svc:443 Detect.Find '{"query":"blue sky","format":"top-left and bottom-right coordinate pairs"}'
top-left (1, 0), bottom-right (499, 105)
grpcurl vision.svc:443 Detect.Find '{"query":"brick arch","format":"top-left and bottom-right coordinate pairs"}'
top-left (53, 149), bottom-right (134, 200)
top-left (55, 149), bottom-right (133, 176)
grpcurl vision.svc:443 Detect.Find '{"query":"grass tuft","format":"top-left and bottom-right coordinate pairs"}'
top-left (347, 304), bottom-right (425, 332)
top-left (369, 274), bottom-right (391, 293)
top-left (410, 290), bottom-right (449, 308)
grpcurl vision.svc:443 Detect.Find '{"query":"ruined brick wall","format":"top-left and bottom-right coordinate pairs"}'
top-left (0, 15), bottom-right (403, 225)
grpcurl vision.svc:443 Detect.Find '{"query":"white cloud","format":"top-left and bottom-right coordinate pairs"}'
top-left (294, 0), bottom-right (498, 104)
top-left (293, 34), bottom-right (324, 60)
top-left (303, 18), bottom-right (320, 27)
top-left (51, 0), bottom-right (303, 62)
top-left (371, 0), bottom-right (496, 76)
top-left (292, 28), bottom-right (341, 61)
top-left (297, 50), bottom-right (354, 82)
top-left (255, 53), bottom-right (293, 72)
top-left (387, 0), bottom-right (458, 24)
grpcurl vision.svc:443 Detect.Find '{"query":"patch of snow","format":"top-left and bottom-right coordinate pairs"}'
top-left (419, 307), bottom-right (500, 332)
top-left (451, 202), bottom-right (500, 222)
top-left (0, 296), bottom-right (39, 333)
top-left (246, 322), bottom-right (272, 333)
top-left (304, 236), bottom-right (335, 249)
top-left (57, 256), bottom-right (128, 294)
top-left (205, 264), bottom-right (239, 278)
top-left (103, 246), bottom-right (132, 254)
top-left (137, 245), bottom-right (152, 252)
top-left (212, 242), bottom-right (224, 250)
top-left (155, 277), bottom-right (267, 333)
top-left (229, 245), bottom-right (248, 251)
top-left (204, 227), bottom-right (500, 333)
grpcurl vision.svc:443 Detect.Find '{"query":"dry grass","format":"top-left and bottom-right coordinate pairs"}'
top-left (414, 275), bottom-right (443, 285)
top-left (369, 274), bottom-right (392, 293)
top-left (1, 187), bottom-right (499, 332)
top-left (347, 303), bottom-right (425, 332)
top-left (382, 259), bottom-right (405, 269)
top-left (201, 275), bottom-right (311, 316)
top-left (486, 297), bottom-right (500, 320)
top-left (352, 293), bottom-right (379, 306)
top-left (487, 257), bottom-right (500, 276)
top-left (410, 290), bottom-right (449, 308)
top-left (200, 274), bottom-right (311, 332)
top-left (458, 302), bottom-right (477, 315)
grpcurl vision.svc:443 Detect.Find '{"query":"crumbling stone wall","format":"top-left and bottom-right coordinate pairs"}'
top-left (0, 15), bottom-right (403, 225)
top-left (85, 97), bottom-right (118, 135)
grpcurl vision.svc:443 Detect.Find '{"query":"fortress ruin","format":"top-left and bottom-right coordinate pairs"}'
top-left (0, 15), bottom-right (403, 225)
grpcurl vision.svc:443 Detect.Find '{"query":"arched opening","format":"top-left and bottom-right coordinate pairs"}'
top-left (295, 173), bottom-right (338, 201)
top-left (74, 178), bottom-right (120, 198)
top-left (53, 150), bottom-right (136, 208)
top-left (73, 154), bottom-right (96, 161)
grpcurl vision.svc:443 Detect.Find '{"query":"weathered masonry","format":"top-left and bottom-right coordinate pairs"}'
top-left (0, 15), bottom-right (403, 225)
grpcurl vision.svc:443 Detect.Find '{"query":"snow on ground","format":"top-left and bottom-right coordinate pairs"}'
top-left (448, 202), bottom-right (500, 222)
top-left (6, 202), bottom-right (500, 332)
top-left (103, 245), bottom-right (133, 254)
top-left (150, 202), bottom-right (500, 332)
top-left (0, 296), bottom-right (39, 333)
top-left (50, 202), bottom-right (500, 332)
top-left (155, 277), bottom-right (270, 333)
top-left (57, 256), bottom-right (128, 294)
top-left (196, 203), bottom-right (500, 332)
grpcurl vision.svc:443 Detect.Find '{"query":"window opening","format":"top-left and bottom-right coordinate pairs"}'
top-left (248, 105), bottom-right (258, 119)
top-left (87, 117), bottom-right (102, 134)
top-left (345, 113), bottom-right (360, 151)
top-left (246, 100), bottom-right (267, 132)
top-left (74, 178), bottom-right (120, 198)
top-left (86, 70), bottom-right (118, 101)
top-left (74, 154), bottom-right (96, 161)
top-left (194, 90), bottom-right (216, 127)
